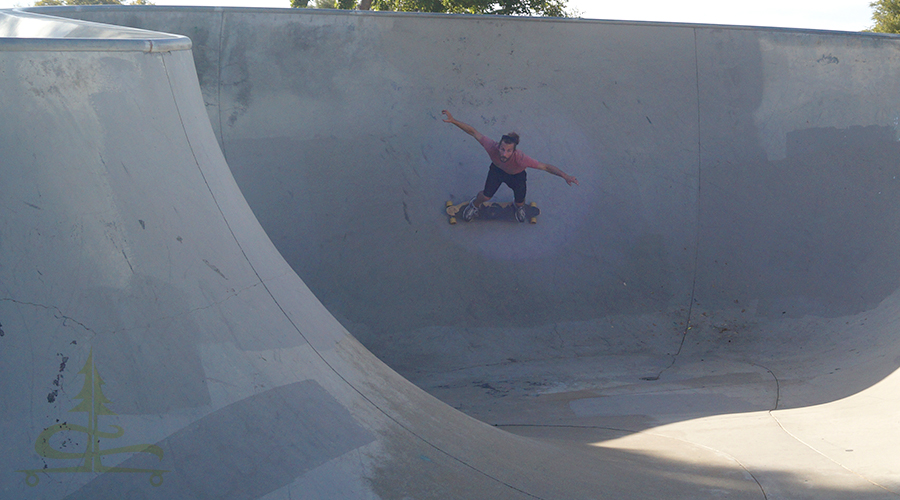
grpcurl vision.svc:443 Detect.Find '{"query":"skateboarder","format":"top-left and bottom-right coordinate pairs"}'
top-left (442, 109), bottom-right (578, 222)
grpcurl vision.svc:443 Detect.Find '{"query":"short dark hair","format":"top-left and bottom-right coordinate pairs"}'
top-left (500, 132), bottom-right (520, 148)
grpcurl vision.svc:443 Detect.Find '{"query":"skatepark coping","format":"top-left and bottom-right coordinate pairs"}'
top-left (0, 8), bottom-right (189, 51)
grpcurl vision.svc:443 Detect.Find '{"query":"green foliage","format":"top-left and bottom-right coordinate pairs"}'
top-left (444, 0), bottom-right (570, 16)
top-left (297, 0), bottom-right (338, 7)
top-left (870, 0), bottom-right (900, 33)
top-left (296, 0), bottom-right (357, 8)
top-left (370, 0), bottom-right (442, 12)
top-left (292, 0), bottom-right (571, 16)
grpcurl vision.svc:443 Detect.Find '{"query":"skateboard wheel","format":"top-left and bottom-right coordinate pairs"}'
top-left (449, 217), bottom-right (457, 224)
top-left (530, 201), bottom-right (537, 207)
top-left (530, 217), bottom-right (537, 224)
top-left (446, 200), bottom-right (453, 207)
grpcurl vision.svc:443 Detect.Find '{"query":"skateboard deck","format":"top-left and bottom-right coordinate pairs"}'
top-left (445, 200), bottom-right (540, 224)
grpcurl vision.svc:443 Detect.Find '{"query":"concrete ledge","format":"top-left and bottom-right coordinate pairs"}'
top-left (0, 8), bottom-right (190, 52)
top-left (26, 3), bottom-right (900, 37)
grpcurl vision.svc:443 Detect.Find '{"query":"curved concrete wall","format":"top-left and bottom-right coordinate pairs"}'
top-left (8, 6), bottom-right (900, 498)
top-left (50, 6), bottom-right (900, 406)
top-left (3, 9), bottom-right (675, 500)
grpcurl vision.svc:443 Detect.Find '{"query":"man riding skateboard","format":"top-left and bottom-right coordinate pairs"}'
top-left (442, 110), bottom-right (579, 222)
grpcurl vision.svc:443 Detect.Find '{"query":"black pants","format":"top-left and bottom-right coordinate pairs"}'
top-left (483, 163), bottom-right (527, 204)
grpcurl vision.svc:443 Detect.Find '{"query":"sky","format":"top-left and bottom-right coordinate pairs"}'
top-left (0, 0), bottom-right (878, 33)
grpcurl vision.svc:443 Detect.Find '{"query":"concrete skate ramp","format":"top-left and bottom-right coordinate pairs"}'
top-left (4, 6), bottom-right (900, 499)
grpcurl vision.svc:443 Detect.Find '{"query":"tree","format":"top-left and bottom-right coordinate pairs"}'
top-left (869, 0), bottom-right (900, 33)
top-left (293, 0), bottom-right (338, 7)
top-left (293, 0), bottom-right (572, 17)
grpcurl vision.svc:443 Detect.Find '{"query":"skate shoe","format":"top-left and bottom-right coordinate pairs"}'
top-left (515, 203), bottom-right (526, 223)
top-left (463, 197), bottom-right (480, 221)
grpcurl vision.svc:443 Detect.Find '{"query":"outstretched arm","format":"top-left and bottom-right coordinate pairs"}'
top-left (536, 162), bottom-right (579, 186)
top-left (442, 110), bottom-right (484, 142)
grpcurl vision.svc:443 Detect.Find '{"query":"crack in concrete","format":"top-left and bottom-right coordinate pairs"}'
top-left (0, 298), bottom-right (94, 334)
top-left (766, 410), bottom-right (899, 497)
top-left (0, 273), bottom-right (287, 337)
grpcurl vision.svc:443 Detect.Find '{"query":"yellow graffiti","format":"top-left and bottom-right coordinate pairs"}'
top-left (19, 349), bottom-right (167, 486)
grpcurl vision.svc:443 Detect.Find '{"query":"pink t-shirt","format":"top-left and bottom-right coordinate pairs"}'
top-left (478, 135), bottom-right (540, 175)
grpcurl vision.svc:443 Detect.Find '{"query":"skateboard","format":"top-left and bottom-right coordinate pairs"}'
top-left (445, 200), bottom-right (540, 224)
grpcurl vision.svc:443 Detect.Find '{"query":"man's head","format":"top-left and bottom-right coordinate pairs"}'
top-left (498, 133), bottom-right (519, 162)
